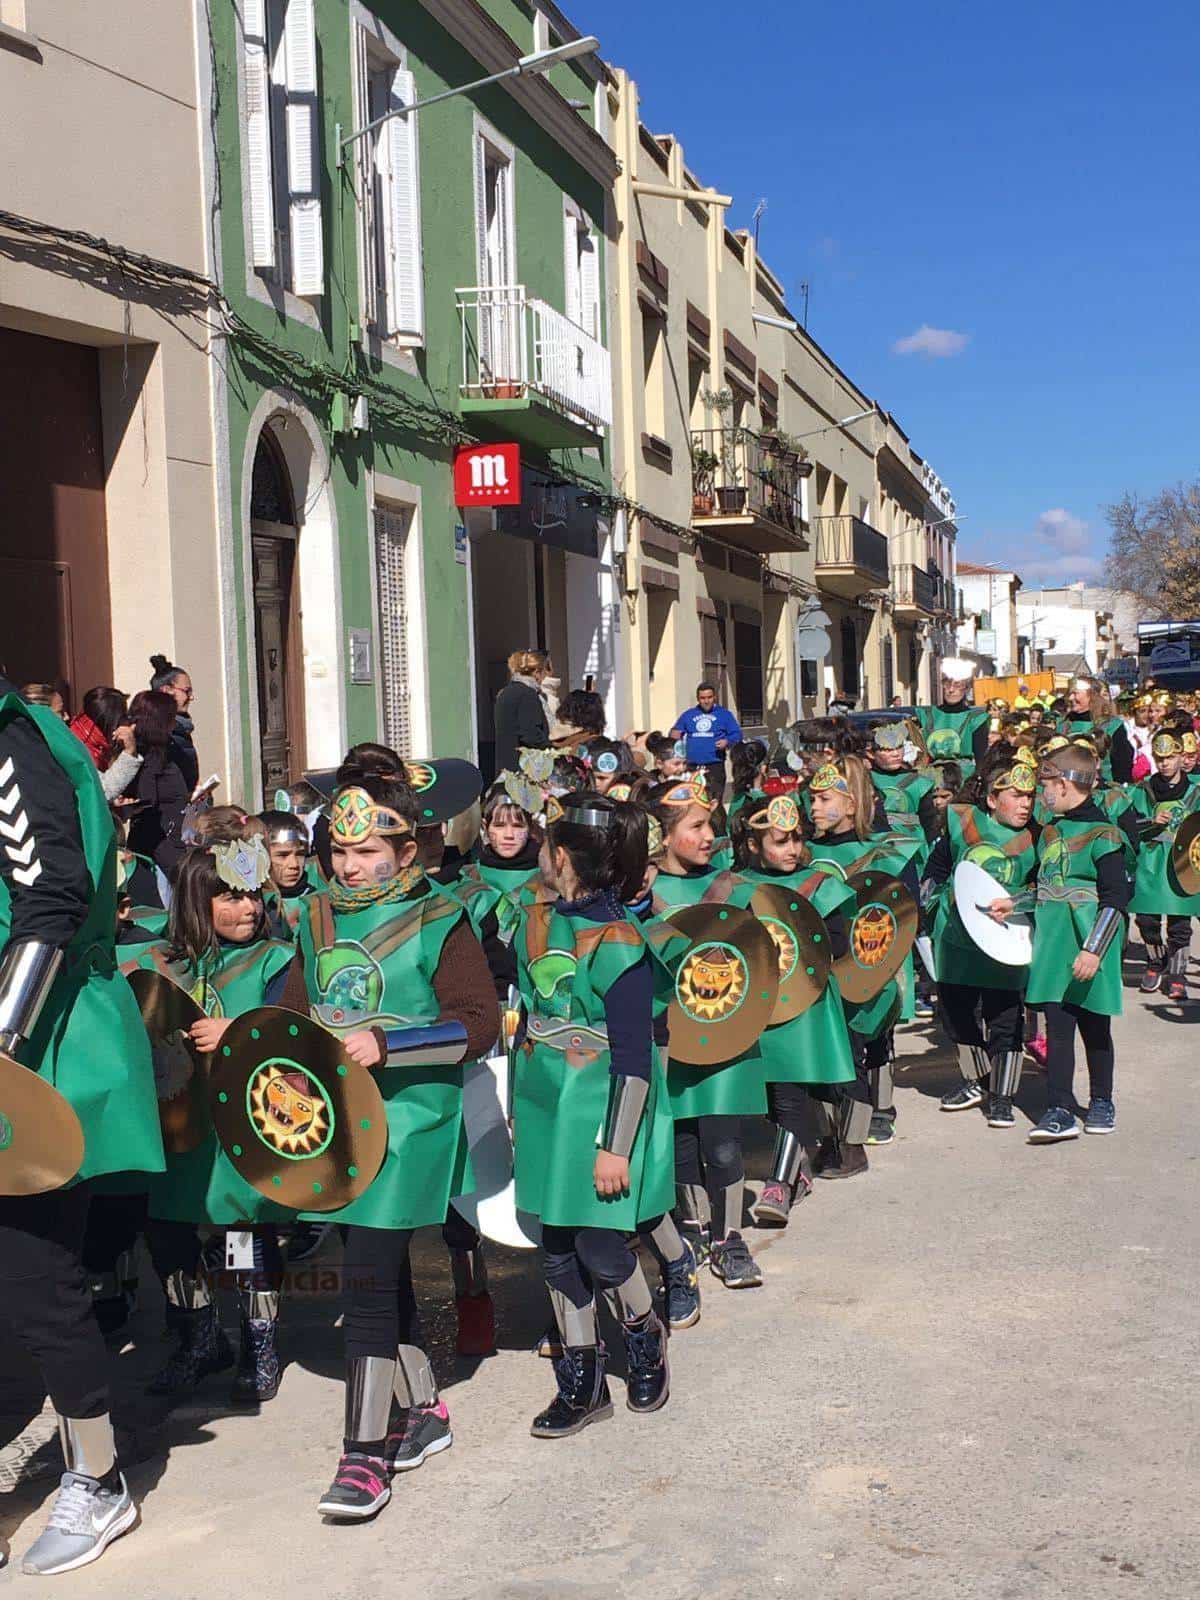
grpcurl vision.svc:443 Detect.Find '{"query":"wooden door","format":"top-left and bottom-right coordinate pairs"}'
top-left (252, 528), bottom-right (304, 795)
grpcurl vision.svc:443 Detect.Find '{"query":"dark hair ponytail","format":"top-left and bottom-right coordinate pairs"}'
top-left (547, 789), bottom-right (648, 902)
top-left (150, 653), bottom-right (184, 692)
top-left (730, 738), bottom-right (767, 797)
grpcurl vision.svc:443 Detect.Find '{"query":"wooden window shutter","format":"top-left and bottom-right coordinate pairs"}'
top-left (384, 67), bottom-right (423, 339)
top-left (283, 0), bottom-right (323, 296)
top-left (244, 0), bottom-right (276, 269)
top-left (563, 206), bottom-right (581, 329)
top-left (579, 220), bottom-right (600, 340)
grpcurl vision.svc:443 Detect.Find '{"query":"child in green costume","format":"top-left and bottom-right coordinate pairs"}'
top-left (516, 791), bottom-right (674, 1437)
top-left (259, 809), bottom-right (318, 940)
top-left (1128, 729), bottom-right (1200, 1001)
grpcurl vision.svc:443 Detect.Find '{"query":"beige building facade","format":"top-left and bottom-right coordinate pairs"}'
top-left (0, 2), bottom-right (231, 777)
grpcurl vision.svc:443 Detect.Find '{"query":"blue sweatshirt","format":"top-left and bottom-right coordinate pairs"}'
top-left (672, 703), bottom-right (742, 766)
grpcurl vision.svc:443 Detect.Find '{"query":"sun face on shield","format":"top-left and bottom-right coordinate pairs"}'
top-left (248, 1063), bottom-right (332, 1157)
top-left (676, 943), bottom-right (747, 1022)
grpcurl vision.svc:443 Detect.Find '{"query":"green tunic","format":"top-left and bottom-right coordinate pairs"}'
top-left (295, 883), bottom-right (471, 1229)
top-left (914, 704), bottom-right (989, 779)
top-left (513, 904), bottom-right (674, 1229)
top-left (730, 864), bottom-right (856, 1086)
top-left (871, 769), bottom-right (935, 848)
top-left (1025, 818), bottom-right (1125, 1015)
top-left (0, 692), bottom-right (162, 1183)
top-left (126, 939), bottom-right (294, 1223)
top-left (807, 830), bottom-right (921, 1040)
top-left (449, 859), bottom-right (540, 949)
top-left (1063, 714), bottom-right (1126, 783)
top-left (930, 804), bottom-right (1037, 990)
top-left (1128, 781), bottom-right (1200, 916)
top-left (649, 866), bottom-right (769, 1117)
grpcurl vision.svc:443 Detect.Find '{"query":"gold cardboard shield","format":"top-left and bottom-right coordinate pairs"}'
top-left (127, 969), bottom-right (210, 1155)
top-left (833, 872), bottom-right (918, 1003)
top-left (0, 1053), bottom-right (86, 1196)
top-left (1170, 811), bottom-right (1200, 896)
top-left (747, 883), bottom-right (831, 1025)
top-left (663, 903), bottom-right (778, 1065)
top-left (207, 1008), bottom-right (388, 1212)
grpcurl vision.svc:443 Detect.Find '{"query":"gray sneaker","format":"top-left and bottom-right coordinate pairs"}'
top-left (22, 1471), bottom-right (137, 1575)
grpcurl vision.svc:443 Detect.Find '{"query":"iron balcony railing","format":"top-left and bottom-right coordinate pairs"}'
top-left (690, 426), bottom-right (805, 535)
top-left (456, 284), bottom-right (612, 432)
top-left (813, 514), bottom-right (889, 582)
top-left (892, 563), bottom-right (939, 614)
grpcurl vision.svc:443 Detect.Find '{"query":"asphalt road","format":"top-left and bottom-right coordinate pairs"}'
top-left (3, 971), bottom-right (1198, 1599)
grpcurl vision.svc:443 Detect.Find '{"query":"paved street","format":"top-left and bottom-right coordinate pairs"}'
top-left (3, 983), bottom-right (1198, 1599)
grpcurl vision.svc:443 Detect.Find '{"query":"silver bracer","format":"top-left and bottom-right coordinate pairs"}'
top-left (378, 1019), bottom-right (468, 1069)
top-left (0, 940), bottom-right (63, 1055)
top-left (58, 1414), bottom-right (116, 1480)
top-left (600, 1073), bottom-right (649, 1159)
top-left (1082, 905), bottom-right (1123, 959)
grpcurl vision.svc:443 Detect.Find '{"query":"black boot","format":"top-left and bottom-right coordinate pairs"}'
top-left (621, 1312), bottom-right (669, 1413)
top-left (231, 1291), bottom-right (281, 1404)
top-left (147, 1302), bottom-right (234, 1397)
top-left (530, 1346), bottom-right (613, 1439)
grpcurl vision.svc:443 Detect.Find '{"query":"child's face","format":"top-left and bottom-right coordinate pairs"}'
top-left (810, 787), bottom-right (854, 832)
top-left (1040, 773), bottom-right (1088, 815)
top-left (988, 787), bottom-right (1033, 828)
top-left (1181, 752), bottom-right (1196, 773)
top-left (758, 827), bottom-right (804, 874)
top-left (332, 835), bottom-right (412, 888)
top-left (1158, 752), bottom-right (1183, 782)
top-left (593, 770), bottom-right (619, 795)
top-left (486, 809), bottom-right (530, 859)
top-left (268, 840), bottom-right (307, 890)
top-left (658, 755), bottom-right (686, 779)
top-left (872, 744), bottom-right (905, 772)
top-left (212, 891), bottom-right (262, 943)
top-left (665, 805), bottom-right (715, 870)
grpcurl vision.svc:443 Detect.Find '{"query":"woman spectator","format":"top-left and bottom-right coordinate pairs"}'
top-left (21, 682), bottom-right (68, 719)
top-left (150, 652), bottom-right (199, 795)
top-left (493, 648), bottom-right (551, 775)
top-left (69, 685), bottom-right (144, 803)
top-left (125, 688), bottom-right (192, 883)
top-left (551, 687), bottom-right (606, 753)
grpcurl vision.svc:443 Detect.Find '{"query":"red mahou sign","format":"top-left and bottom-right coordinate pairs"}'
top-left (453, 443), bottom-right (521, 506)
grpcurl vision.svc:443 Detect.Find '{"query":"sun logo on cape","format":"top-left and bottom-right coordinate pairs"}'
top-left (247, 1062), bottom-right (332, 1157)
top-left (1038, 835), bottom-right (1069, 887)
top-left (926, 728), bottom-right (962, 758)
top-left (851, 904), bottom-right (897, 969)
top-left (529, 950), bottom-right (577, 1021)
top-left (676, 943), bottom-right (747, 1022)
top-left (965, 842), bottom-right (1017, 886)
top-left (759, 916), bottom-right (799, 981)
top-left (315, 941), bottom-right (384, 1016)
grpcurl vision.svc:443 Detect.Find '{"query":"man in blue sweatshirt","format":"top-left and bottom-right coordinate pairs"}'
top-left (670, 683), bottom-right (742, 800)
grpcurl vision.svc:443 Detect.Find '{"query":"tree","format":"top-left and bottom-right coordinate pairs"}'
top-left (1104, 480), bottom-right (1200, 617)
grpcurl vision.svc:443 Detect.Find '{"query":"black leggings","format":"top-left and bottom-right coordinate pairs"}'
top-left (673, 1114), bottom-right (742, 1201)
top-left (341, 1225), bottom-right (423, 1359)
top-left (0, 1184), bottom-right (109, 1419)
top-left (541, 1224), bottom-right (640, 1310)
top-left (1043, 1001), bottom-right (1114, 1108)
top-left (81, 1191), bottom-right (147, 1279)
top-left (940, 982), bottom-right (1024, 1054)
top-left (767, 1081), bottom-right (823, 1142)
top-left (1135, 914), bottom-right (1191, 953)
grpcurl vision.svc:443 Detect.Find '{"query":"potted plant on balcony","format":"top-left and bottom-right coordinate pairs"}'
top-left (762, 428), bottom-right (813, 476)
top-left (703, 388), bottom-right (746, 514)
top-left (691, 448), bottom-right (719, 515)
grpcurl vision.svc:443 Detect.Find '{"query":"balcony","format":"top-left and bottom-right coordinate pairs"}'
top-left (690, 427), bottom-right (808, 554)
top-left (892, 562), bottom-right (939, 617)
top-left (813, 514), bottom-right (889, 598)
top-left (457, 285), bottom-right (612, 449)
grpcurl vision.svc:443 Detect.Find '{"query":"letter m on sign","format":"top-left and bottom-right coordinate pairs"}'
top-left (453, 442), bottom-right (521, 506)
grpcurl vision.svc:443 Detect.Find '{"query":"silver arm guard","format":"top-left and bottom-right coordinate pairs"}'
top-left (0, 941), bottom-right (63, 1056)
top-left (601, 1074), bottom-right (649, 1160)
top-left (378, 1019), bottom-right (469, 1069)
top-left (1082, 905), bottom-right (1123, 960)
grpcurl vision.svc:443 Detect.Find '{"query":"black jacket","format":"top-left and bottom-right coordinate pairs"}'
top-left (126, 745), bottom-right (191, 874)
top-left (493, 678), bottom-right (549, 774)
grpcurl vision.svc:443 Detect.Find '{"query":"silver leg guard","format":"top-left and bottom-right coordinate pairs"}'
top-left (163, 1268), bottom-right (212, 1310)
top-left (449, 1246), bottom-right (488, 1298)
top-left (547, 1289), bottom-right (597, 1349)
top-left (394, 1345), bottom-right (438, 1409)
top-left (869, 1058), bottom-right (895, 1113)
top-left (770, 1128), bottom-right (805, 1189)
top-left (1146, 941), bottom-right (1166, 968)
top-left (345, 1354), bottom-right (396, 1442)
top-left (989, 1050), bottom-right (1024, 1099)
top-left (1168, 946), bottom-right (1189, 979)
top-left (239, 1288), bottom-right (280, 1322)
top-left (964, 1044), bottom-right (991, 1085)
top-left (714, 1180), bottom-right (743, 1241)
top-left (839, 1098), bottom-right (872, 1147)
top-left (58, 1414), bottom-right (116, 1480)
top-left (675, 1182), bottom-right (710, 1226)
top-left (603, 1263), bottom-right (654, 1325)
top-left (647, 1213), bottom-right (685, 1264)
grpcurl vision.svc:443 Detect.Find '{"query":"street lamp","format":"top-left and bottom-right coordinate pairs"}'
top-left (753, 312), bottom-right (799, 333)
top-left (793, 406), bottom-right (876, 440)
top-left (336, 36), bottom-right (600, 167)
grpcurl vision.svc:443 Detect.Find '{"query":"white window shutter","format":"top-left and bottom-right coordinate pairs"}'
top-left (384, 68), bottom-right (423, 339)
top-left (563, 208), bottom-right (581, 329)
top-left (472, 132), bottom-right (488, 283)
top-left (282, 0), bottom-right (323, 296)
top-left (244, 0), bottom-right (275, 268)
top-left (579, 226), bottom-right (600, 340)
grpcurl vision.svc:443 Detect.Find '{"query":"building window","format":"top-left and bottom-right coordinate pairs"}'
top-left (353, 27), bottom-right (423, 341)
top-left (472, 123), bottom-right (518, 383)
top-left (243, 0), bottom-right (324, 296)
top-left (641, 306), bottom-right (667, 440)
top-left (374, 503), bottom-right (414, 755)
top-left (799, 657), bottom-right (819, 699)
top-left (701, 613), bottom-right (728, 703)
top-left (733, 619), bottom-right (763, 724)
top-left (840, 615), bottom-right (860, 699)
top-left (563, 202), bottom-right (600, 337)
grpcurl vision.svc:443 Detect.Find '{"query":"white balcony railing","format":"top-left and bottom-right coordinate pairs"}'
top-left (456, 284), bottom-right (612, 433)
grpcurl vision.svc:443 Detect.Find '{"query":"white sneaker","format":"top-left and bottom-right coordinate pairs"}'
top-left (21, 1471), bottom-right (137, 1575)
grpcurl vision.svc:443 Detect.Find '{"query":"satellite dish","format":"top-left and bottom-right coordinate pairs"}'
top-left (796, 627), bottom-right (831, 658)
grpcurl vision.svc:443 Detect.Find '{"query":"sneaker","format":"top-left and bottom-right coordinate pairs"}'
top-left (751, 1180), bottom-right (793, 1225)
top-left (1140, 964), bottom-right (1163, 994)
top-left (679, 1221), bottom-right (711, 1268)
top-left (1024, 1034), bottom-right (1048, 1068)
top-left (663, 1240), bottom-right (701, 1329)
top-left (1166, 978), bottom-right (1187, 1002)
top-left (455, 1291), bottom-right (496, 1358)
top-left (1083, 1098), bottom-right (1116, 1135)
top-left (316, 1451), bottom-right (390, 1520)
top-left (385, 1401), bottom-right (453, 1472)
top-left (530, 1346), bottom-right (613, 1439)
top-left (914, 994), bottom-right (935, 1018)
top-left (940, 1081), bottom-right (984, 1112)
top-left (987, 1094), bottom-right (1015, 1129)
top-left (815, 1142), bottom-right (869, 1180)
top-left (621, 1313), bottom-right (669, 1413)
top-left (867, 1112), bottom-right (895, 1145)
top-left (709, 1231), bottom-right (763, 1288)
top-left (146, 1304), bottom-right (234, 1398)
top-left (21, 1472), bottom-right (137, 1575)
top-left (1027, 1106), bottom-right (1079, 1143)
top-left (286, 1222), bottom-right (333, 1264)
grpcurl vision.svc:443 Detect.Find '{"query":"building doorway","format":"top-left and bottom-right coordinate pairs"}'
top-left (249, 431), bottom-right (306, 794)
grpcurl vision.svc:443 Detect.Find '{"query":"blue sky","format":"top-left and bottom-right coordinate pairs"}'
top-left (595, 0), bottom-right (1200, 586)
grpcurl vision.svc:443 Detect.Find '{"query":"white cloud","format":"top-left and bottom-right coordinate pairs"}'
top-left (1033, 507), bottom-right (1089, 554)
top-left (1016, 507), bottom-right (1101, 581)
top-left (1022, 553), bottom-right (1105, 581)
top-left (891, 324), bottom-right (970, 358)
